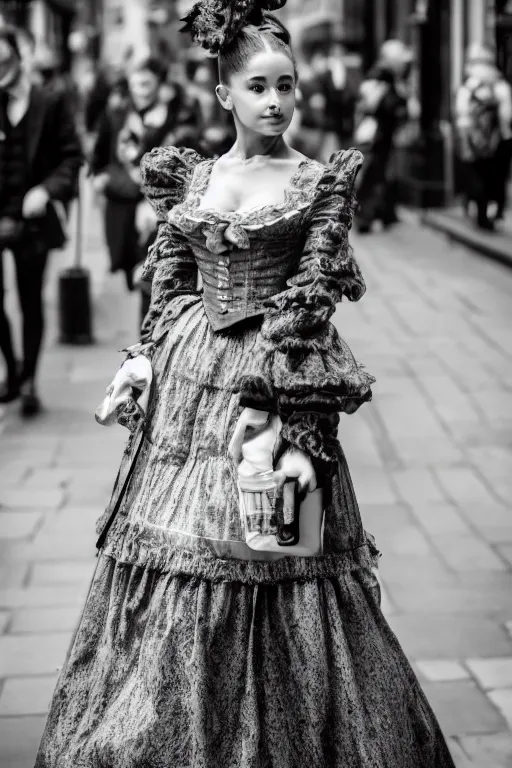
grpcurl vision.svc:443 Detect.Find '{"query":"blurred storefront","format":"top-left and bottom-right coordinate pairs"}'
top-left (347, 0), bottom-right (510, 208)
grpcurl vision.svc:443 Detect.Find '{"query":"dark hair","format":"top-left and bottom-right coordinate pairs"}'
top-left (218, 13), bottom-right (297, 83)
top-left (129, 55), bottom-right (167, 83)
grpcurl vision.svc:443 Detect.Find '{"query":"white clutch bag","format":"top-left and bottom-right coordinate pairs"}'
top-left (229, 409), bottom-right (324, 557)
top-left (95, 353), bottom-right (153, 428)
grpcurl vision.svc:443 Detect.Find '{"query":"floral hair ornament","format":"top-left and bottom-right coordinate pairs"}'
top-left (180, 0), bottom-right (287, 57)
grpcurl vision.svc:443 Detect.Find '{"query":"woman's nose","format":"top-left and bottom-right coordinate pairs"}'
top-left (268, 90), bottom-right (281, 109)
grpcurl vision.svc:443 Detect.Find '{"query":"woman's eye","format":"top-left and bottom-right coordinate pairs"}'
top-left (250, 85), bottom-right (264, 93)
top-left (279, 84), bottom-right (292, 93)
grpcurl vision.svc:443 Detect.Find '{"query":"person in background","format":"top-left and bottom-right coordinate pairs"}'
top-left (90, 56), bottom-right (201, 324)
top-left (494, 69), bottom-right (512, 220)
top-left (0, 25), bottom-right (82, 414)
top-left (323, 41), bottom-right (356, 155)
top-left (455, 44), bottom-right (512, 230)
top-left (298, 48), bottom-right (330, 161)
top-left (353, 39), bottom-right (412, 233)
top-left (84, 64), bottom-right (119, 136)
top-left (188, 60), bottom-right (236, 157)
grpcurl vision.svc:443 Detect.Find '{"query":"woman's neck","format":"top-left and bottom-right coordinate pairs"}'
top-left (227, 133), bottom-right (290, 161)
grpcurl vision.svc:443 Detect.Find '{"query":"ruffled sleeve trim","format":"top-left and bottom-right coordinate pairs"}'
top-left (261, 148), bottom-right (365, 349)
top-left (140, 145), bottom-right (204, 221)
top-left (234, 149), bottom-right (374, 460)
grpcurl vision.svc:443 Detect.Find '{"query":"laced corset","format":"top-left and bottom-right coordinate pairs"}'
top-left (166, 157), bottom-right (326, 331)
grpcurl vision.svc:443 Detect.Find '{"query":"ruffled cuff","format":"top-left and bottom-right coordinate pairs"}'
top-left (237, 322), bottom-right (374, 420)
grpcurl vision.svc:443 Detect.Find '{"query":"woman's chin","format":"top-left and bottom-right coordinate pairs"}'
top-left (258, 123), bottom-right (289, 137)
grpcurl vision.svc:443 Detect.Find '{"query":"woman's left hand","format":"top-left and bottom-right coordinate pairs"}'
top-left (276, 448), bottom-right (317, 493)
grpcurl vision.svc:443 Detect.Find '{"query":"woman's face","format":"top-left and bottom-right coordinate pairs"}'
top-left (128, 69), bottom-right (161, 111)
top-left (225, 50), bottom-right (296, 136)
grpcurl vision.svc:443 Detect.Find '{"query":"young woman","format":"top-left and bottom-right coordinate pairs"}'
top-left (35, 1), bottom-right (456, 765)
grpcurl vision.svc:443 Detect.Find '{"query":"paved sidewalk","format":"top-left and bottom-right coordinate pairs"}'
top-left (1, 215), bottom-right (512, 766)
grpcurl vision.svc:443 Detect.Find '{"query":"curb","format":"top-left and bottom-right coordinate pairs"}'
top-left (421, 211), bottom-right (512, 269)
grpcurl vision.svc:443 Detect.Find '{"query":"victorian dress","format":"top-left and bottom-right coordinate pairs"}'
top-left (35, 147), bottom-right (455, 767)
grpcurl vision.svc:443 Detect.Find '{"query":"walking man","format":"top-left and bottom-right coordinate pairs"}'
top-left (0, 25), bottom-right (82, 415)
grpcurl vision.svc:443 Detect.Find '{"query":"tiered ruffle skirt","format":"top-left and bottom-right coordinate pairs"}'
top-left (35, 300), bottom-right (455, 767)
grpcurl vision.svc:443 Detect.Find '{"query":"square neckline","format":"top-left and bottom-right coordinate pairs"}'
top-left (188, 156), bottom-right (317, 219)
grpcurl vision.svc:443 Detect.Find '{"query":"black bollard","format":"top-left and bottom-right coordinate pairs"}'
top-left (58, 173), bottom-right (94, 345)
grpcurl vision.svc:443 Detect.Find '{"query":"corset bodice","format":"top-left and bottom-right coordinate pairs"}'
top-left (189, 239), bottom-right (299, 331)
top-left (167, 157), bottom-right (325, 332)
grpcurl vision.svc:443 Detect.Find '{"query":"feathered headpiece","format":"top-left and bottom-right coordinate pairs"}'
top-left (180, 0), bottom-right (287, 57)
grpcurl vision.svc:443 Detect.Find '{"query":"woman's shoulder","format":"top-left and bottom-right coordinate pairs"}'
top-left (312, 148), bottom-right (364, 201)
top-left (141, 145), bottom-right (204, 186)
top-left (141, 145), bottom-right (206, 218)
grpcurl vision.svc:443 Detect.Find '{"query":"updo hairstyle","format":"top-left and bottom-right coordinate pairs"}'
top-left (218, 14), bottom-right (297, 82)
top-left (181, 0), bottom-right (297, 83)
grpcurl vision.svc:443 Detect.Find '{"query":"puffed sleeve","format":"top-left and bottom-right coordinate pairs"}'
top-left (138, 146), bottom-right (204, 348)
top-left (238, 149), bottom-right (375, 464)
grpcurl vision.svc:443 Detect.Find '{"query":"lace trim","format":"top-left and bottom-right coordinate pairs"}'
top-left (168, 156), bottom-right (325, 232)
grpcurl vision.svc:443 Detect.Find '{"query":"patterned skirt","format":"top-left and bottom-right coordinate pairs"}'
top-left (35, 299), bottom-right (455, 768)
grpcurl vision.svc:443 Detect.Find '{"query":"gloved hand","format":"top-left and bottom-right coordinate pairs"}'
top-left (95, 355), bottom-right (153, 427)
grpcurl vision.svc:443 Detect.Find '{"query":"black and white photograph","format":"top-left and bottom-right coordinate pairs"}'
top-left (0, 0), bottom-right (512, 766)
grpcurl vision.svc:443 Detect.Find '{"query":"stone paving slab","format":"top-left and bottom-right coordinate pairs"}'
top-left (0, 675), bottom-right (58, 716)
top-left (488, 690), bottom-right (512, 729)
top-left (422, 680), bottom-right (508, 735)
top-left (458, 733), bottom-right (512, 768)
top-left (0, 633), bottom-right (72, 676)
top-left (388, 614), bottom-right (512, 659)
top-left (9, 605), bottom-right (83, 634)
top-left (416, 660), bottom-right (470, 683)
top-left (466, 659), bottom-right (512, 690)
top-left (0, 717), bottom-right (47, 768)
top-left (30, 560), bottom-right (95, 587)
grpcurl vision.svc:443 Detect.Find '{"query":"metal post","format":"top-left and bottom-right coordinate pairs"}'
top-left (414, 0), bottom-right (446, 208)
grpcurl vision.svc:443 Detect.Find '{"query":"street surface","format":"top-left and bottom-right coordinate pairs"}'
top-left (1, 201), bottom-right (512, 766)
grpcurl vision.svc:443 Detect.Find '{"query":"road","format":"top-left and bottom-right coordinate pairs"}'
top-left (1, 211), bottom-right (512, 766)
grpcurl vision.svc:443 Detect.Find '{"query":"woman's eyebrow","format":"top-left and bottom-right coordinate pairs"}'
top-left (246, 74), bottom-right (294, 82)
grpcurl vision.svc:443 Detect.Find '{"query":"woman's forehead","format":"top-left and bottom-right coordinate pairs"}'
top-left (241, 50), bottom-right (294, 80)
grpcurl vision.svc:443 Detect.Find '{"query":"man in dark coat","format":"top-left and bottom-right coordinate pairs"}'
top-left (0, 25), bottom-right (82, 415)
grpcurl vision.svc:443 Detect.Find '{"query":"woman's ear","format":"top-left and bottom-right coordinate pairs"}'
top-left (215, 84), bottom-right (233, 110)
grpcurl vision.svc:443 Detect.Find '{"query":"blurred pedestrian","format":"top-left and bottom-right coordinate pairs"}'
top-left (0, 25), bottom-right (82, 414)
top-left (188, 60), bottom-right (235, 156)
top-left (90, 55), bottom-right (201, 323)
top-left (84, 64), bottom-right (115, 135)
top-left (353, 40), bottom-right (412, 233)
top-left (298, 48), bottom-right (330, 160)
top-left (455, 44), bottom-right (512, 229)
top-left (323, 42), bottom-right (356, 156)
top-left (494, 71), bottom-right (512, 220)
